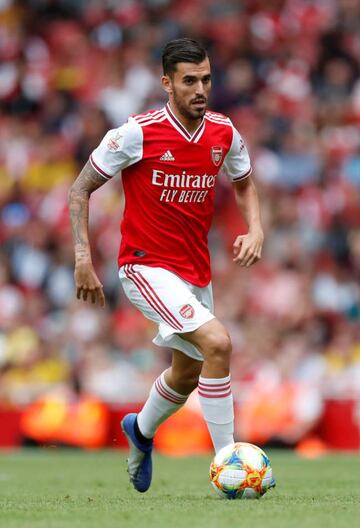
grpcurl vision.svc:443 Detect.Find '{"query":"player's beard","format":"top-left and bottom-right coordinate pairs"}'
top-left (172, 88), bottom-right (207, 121)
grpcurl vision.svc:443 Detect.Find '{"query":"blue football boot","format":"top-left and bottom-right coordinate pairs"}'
top-left (121, 413), bottom-right (153, 493)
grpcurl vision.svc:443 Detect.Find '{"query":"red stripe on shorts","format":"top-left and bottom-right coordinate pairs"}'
top-left (124, 265), bottom-right (183, 331)
top-left (124, 265), bottom-right (179, 330)
top-left (129, 265), bottom-right (183, 331)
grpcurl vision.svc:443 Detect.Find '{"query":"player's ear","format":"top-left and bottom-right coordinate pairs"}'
top-left (161, 75), bottom-right (173, 95)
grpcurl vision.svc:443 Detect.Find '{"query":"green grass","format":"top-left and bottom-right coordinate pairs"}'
top-left (0, 449), bottom-right (359, 528)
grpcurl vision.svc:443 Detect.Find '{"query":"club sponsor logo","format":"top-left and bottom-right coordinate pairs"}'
top-left (151, 170), bottom-right (217, 203)
top-left (179, 304), bottom-right (194, 319)
top-left (211, 146), bottom-right (223, 166)
top-left (152, 169), bottom-right (216, 189)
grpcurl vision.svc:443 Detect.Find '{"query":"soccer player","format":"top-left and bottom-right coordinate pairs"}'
top-left (68, 38), bottom-right (264, 493)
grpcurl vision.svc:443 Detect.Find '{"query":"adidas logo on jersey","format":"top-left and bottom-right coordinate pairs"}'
top-left (160, 150), bottom-right (175, 161)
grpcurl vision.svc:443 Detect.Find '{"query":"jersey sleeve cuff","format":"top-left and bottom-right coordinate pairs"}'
top-left (231, 166), bottom-right (252, 182)
top-left (89, 154), bottom-right (113, 180)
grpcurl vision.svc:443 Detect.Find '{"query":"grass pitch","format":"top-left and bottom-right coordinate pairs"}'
top-left (0, 449), bottom-right (359, 528)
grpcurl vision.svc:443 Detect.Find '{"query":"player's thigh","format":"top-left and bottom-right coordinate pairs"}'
top-left (119, 264), bottom-right (214, 336)
top-left (119, 263), bottom-right (186, 331)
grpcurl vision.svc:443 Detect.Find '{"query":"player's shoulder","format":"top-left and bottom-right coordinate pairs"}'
top-left (130, 107), bottom-right (167, 128)
top-left (205, 110), bottom-right (232, 127)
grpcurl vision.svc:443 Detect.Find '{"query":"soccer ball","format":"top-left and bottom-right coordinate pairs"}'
top-left (209, 442), bottom-right (276, 499)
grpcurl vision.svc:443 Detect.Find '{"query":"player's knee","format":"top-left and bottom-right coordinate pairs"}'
top-left (204, 331), bottom-right (232, 365)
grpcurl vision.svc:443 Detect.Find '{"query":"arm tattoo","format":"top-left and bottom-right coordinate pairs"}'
top-left (68, 161), bottom-right (108, 262)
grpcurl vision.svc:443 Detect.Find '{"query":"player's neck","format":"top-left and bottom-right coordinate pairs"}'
top-left (168, 102), bottom-right (203, 135)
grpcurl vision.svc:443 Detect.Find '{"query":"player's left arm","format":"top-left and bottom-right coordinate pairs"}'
top-left (232, 175), bottom-right (264, 267)
top-left (222, 123), bottom-right (264, 267)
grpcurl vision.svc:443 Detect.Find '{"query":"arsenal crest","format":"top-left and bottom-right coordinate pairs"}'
top-left (211, 146), bottom-right (223, 167)
top-left (179, 304), bottom-right (194, 319)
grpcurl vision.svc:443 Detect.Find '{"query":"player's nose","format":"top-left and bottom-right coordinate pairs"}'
top-left (195, 80), bottom-right (206, 95)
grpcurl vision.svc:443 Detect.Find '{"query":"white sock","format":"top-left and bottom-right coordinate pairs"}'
top-left (198, 375), bottom-right (234, 453)
top-left (137, 370), bottom-right (188, 438)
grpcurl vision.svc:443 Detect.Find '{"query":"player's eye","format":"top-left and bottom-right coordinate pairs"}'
top-left (184, 78), bottom-right (194, 85)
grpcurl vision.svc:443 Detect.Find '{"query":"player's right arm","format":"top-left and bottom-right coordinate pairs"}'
top-left (68, 119), bottom-right (143, 305)
top-left (68, 160), bottom-right (107, 306)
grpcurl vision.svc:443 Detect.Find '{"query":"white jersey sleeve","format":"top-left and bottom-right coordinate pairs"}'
top-left (222, 125), bottom-right (252, 182)
top-left (90, 117), bottom-right (143, 179)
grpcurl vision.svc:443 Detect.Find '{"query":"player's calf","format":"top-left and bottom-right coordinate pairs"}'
top-left (158, 349), bottom-right (202, 397)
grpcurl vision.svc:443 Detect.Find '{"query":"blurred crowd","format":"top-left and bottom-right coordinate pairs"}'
top-left (0, 0), bottom-right (360, 441)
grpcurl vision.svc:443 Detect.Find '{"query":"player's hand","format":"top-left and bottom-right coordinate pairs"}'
top-left (74, 261), bottom-right (105, 306)
top-left (233, 230), bottom-right (264, 267)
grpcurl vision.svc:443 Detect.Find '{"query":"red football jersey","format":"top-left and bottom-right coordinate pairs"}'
top-left (90, 103), bottom-right (252, 287)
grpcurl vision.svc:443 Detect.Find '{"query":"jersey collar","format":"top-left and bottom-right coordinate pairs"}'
top-left (165, 103), bottom-right (205, 143)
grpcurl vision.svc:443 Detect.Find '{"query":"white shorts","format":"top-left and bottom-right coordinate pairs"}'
top-left (118, 264), bottom-right (215, 361)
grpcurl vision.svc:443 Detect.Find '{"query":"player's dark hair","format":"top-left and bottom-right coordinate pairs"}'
top-left (162, 38), bottom-right (207, 75)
